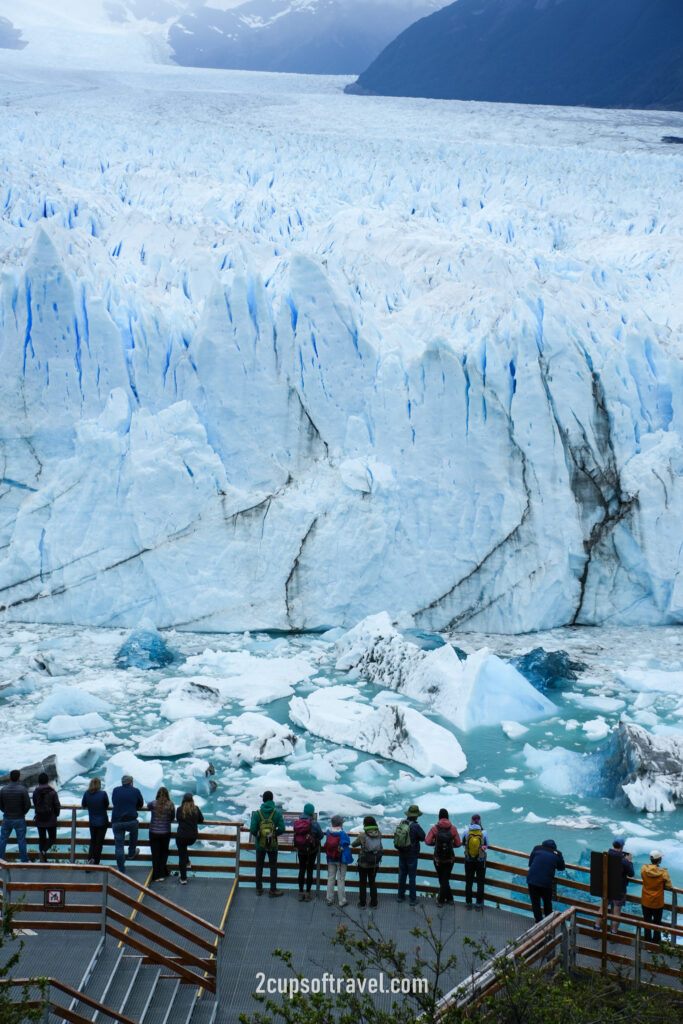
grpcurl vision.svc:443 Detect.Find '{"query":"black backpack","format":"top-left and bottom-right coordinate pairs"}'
top-left (34, 787), bottom-right (54, 822)
top-left (434, 825), bottom-right (454, 864)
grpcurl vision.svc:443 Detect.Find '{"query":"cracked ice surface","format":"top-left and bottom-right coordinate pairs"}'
top-left (0, 56), bottom-right (682, 631)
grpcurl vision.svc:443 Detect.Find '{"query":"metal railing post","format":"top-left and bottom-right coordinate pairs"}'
top-left (70, 809), bottom-right (77, 863)
top-left (215, 934), bottom-right (223, 1005)
top-left (634, 926), bottom-right (641, 990)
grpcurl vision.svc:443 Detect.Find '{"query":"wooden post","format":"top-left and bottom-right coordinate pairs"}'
top-left (315, 847), bottom-right (321, 894)
top-left (234, 824), bottom-right (241, 885)
top-left (601, 851), bottom-right (609, 974)
top-left (69, 809), bottom-right (77, 863)
top-left (634, 925), bottom-right (641, 990)
top-left (100, 870), bottom-right (108, 937)
top-left (671, 889), bottom-right (678, 945)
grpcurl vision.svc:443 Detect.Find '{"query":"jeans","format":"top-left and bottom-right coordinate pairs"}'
top-left (255, 847), bottom-right (278, 891)
top-left (528, 883), bottom-right (552, 922)
top-left (435, 861), bottom-right (454, 903)
top-left (297, 850), bottom-right (316, 892)
top-left (37, 825), bottom-right (57, 857)
top-left (88, 825), bottom-right (107, 864)
top-left (112, 821), bottom-right (138, 873)
top-left (642, 905), bottom-right (664, 943)
top-left (397, 853), bottom-right (418, 902)
top-left (465, 859), bottom-right (486, 905)
top-left (0, 818), bottom-right (28, 862)
top-left (150, 834), bottom-right (171, 880)
top-left (326, 861), bottom-right (347, 904)
top-left (358, 867), bottom-right (378, 906)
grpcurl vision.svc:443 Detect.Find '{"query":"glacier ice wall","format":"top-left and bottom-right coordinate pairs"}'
top-left (0, 67), bottom-right (682, 631)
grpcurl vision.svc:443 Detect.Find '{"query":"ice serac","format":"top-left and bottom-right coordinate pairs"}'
top-left (335, 614), bottom-right (557, 729)
top-left (604, 721), bottom-right (683, 812)
top-left (289, 685), bottom-right (466, 777)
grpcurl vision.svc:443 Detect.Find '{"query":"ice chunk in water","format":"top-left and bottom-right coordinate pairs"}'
top-left (35, 686), bottom-right (113, 721)
top-left (510, 648), bottom-right (585, 691)
top-left (47, 712), bottom-right (109, 740)
top-left (137, 719), bottom-right (229, 757)
top-left (115, 626), bottom-right (182, 670)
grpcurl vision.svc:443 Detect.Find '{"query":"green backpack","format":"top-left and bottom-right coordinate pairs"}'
top-left (257, 810), bottom-right (278, 852)
top-left (393, 820), bottom-right (411, 850)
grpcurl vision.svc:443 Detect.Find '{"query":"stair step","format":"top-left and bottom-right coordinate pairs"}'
top-left (189, 995), bottom-right (219, 1024)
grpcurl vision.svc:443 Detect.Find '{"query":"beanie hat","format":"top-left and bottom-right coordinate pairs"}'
top-left (471, 813), bottom-right (481, 824)
top-left (331, 814), bottom-right (344, 827)
top-left (303, 802), bottom-right (315, 817)
top-left (438, 808), bottom-right (448, 819)
top-left (262, 790), bottom-right (273, 802)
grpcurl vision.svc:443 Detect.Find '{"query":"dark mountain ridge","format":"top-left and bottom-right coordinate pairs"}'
top-left (346, 0), bottom-right (683, 112)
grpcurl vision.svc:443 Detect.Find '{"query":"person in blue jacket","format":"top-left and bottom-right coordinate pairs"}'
top-left (526, 838), bottom-right (566, 921)
top-left (82, 777), bottom-right (110, 864)
top-left (111, 774), bottom-right (144, 873)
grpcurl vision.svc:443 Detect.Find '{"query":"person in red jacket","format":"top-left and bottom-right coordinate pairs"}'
top-left (425, 808), bottom-right (461, 906)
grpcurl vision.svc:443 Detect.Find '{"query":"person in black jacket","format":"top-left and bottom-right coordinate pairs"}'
top-left (0, 769), bottom-right (30, 863)
top-left (32, 772), bottom-right (61, 862)
top-left (396, 804), bottom-right (426, 906)
top-left (526, 838), bottom-right (566, 921)
top-left (175, 793), bottom-right (204, 884)
top-left (81, 777), bottom-right (110, 865)
top-left (111, 774), bottom-right (144, 873)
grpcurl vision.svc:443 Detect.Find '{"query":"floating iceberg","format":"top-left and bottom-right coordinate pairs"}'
top-left (224, 712), bottom-right (298, 763)
top-left (289, 684), bottom-right (466, 777)
top-left (115, 626), bottom-right (182, 670)
top-left (47, 712), bottom-right (109, 741)
top-left (34, 686), bottom-right (113, 721)
top-left (104, 751), bottom-right (163, 802)
top-left (615, 669), bottom-right (683, 694)
top-left (158, 679), bottom-right (221, 721)
top-left (336, 613), bottom-right (557, 730)
top-left (136, 718), bottom-right (229, 758)
top-left (510, 648), bottom-right (585, 691)
top-left (183, 650), bottom-right (315, 706)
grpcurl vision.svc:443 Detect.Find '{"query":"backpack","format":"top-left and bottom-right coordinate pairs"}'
top-left (34, 787), bottom-right (54, 822)
top-left (293, 817), bottom-right (317, 852)
top-left (323, 830), bottom-right (342, 861)
top-left (257, 809), bottom-right (278, 852)
top-left (466, 827), bottom-right (484, 860)
top-left (360, 833), bottom-right (383, 869)
top-left (393, 820), bottom-right (411, 851)
top-left (434, 825), bottom-right (455, 864)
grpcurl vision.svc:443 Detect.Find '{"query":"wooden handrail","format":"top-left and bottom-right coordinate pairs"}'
top-left (1, 978), bottom-right (137, 1024)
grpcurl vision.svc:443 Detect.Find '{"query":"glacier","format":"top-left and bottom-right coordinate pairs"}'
top-left (0, 54), bottom-right (681, 632)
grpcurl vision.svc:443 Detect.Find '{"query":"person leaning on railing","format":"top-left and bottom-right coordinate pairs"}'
top-left (148, 786), bottom-right (175, 882)
top-left (81, 777), bottom-right (110, 865)
top-left (0, 769), bottom-right (30, 863)
top-left (526, 838), bottom-right (565, 922)
top-left (176, 792), bottom-right (204, 885)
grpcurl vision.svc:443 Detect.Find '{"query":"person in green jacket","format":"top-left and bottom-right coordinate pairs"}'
top-left (249, 790), bottom-right (285, 897)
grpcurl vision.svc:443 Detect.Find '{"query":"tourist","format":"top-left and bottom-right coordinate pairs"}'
top-left (641, 849), bottom-right (672, 944)
top-left (249, 790), bottom-right (285, 897)
top-left (81, 777), bottom-right (110, 865)
top-left (606, 837), bottom-right (634, 935)
top-left (111, 773), bottom-right (144, 873)
top-left (352, 815), bottom-right (384, 908)
top-left (148, 786), bottom-right (175, 882)
top-left (425, 808), bottom-right (461, 906)
top-left (32, 772), bottom-right (61, 863)
top-left (175, 793), bottom-right (204, 884)
top-left (0, 769), bottom-right (30, 863)
top-left (461, 813), bottom-right (488, 911)
top-left (527, 838), bottom-right (566, 922)
top-left (395, 804), bottom-right (426, 906)
top-left (293, 802), bottom-right (323, 901)
top-left (323, 814), bottom-right (352, 907)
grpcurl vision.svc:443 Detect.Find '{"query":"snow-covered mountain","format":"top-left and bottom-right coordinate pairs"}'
top-left (346, 0), bottom-right (683, 111)
top-left (0, 61), bottom-right (681, 633)
top-left (169, 0), bottom-right (447, 75)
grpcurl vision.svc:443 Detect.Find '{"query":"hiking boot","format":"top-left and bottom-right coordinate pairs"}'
top-left (358, 902), bottom-right (367, 908)
top-left (475, 903), bottom-right (483, 911)
top-left (298, 892), bottom-right (305, 901)
top-left (304, 892), bottom-right (312, 901)
top-left (370, 902), bottom-right (378, 908)
top-left (465, 903), bottom-right (473, 910)
top-left (338, 900), bottom-right (348, 908)
top-left (179, 878), bottom-right (188, 885)
top-left (396, 896), bottom-right (405, 903)
top-left (269, 889), bottom-right (284, 898)
top-left (40, 852), bottom-right (48, 863)
top-left (436, 898), bottom-right (445, 907)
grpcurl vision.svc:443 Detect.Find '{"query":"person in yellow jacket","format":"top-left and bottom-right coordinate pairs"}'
top-left (640, 849), bottom-right (672, 944)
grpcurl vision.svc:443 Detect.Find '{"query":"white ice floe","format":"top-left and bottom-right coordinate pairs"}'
top-left (615, 670), bottom-right (683, 695)
top-left (413, 789), bottom-right (499, 818)
top-left (582, 717), bottom-right (611, 741)
top-left (136, 718), bottom-right (229, 757)
top-left (158, 679), bottom-right (221, 721)
top-left (501, 720), bottom-right (529, 739)
top-left (183, 651), bottom-right (315, 706)
top-left (290, 684), bottom-right (466, 777)
top-left (231, 764), bottom-right (372, 819)
top-left (224, 713), bottom-right (297, 762)
top-left (522, 743), bottom-right (597, 797)
top-left (546, 815), bottom-right (602, 829)
top-left (47, 712), bottom-right (110, 741)
top-left (104, 752), bottom-right (163, 802)
top-left (565, 693), bottom-right (626, 712)
top-left (34, 686), bottom-right (113, 721)
top-left (336, 615), bottom-right (557, 730)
